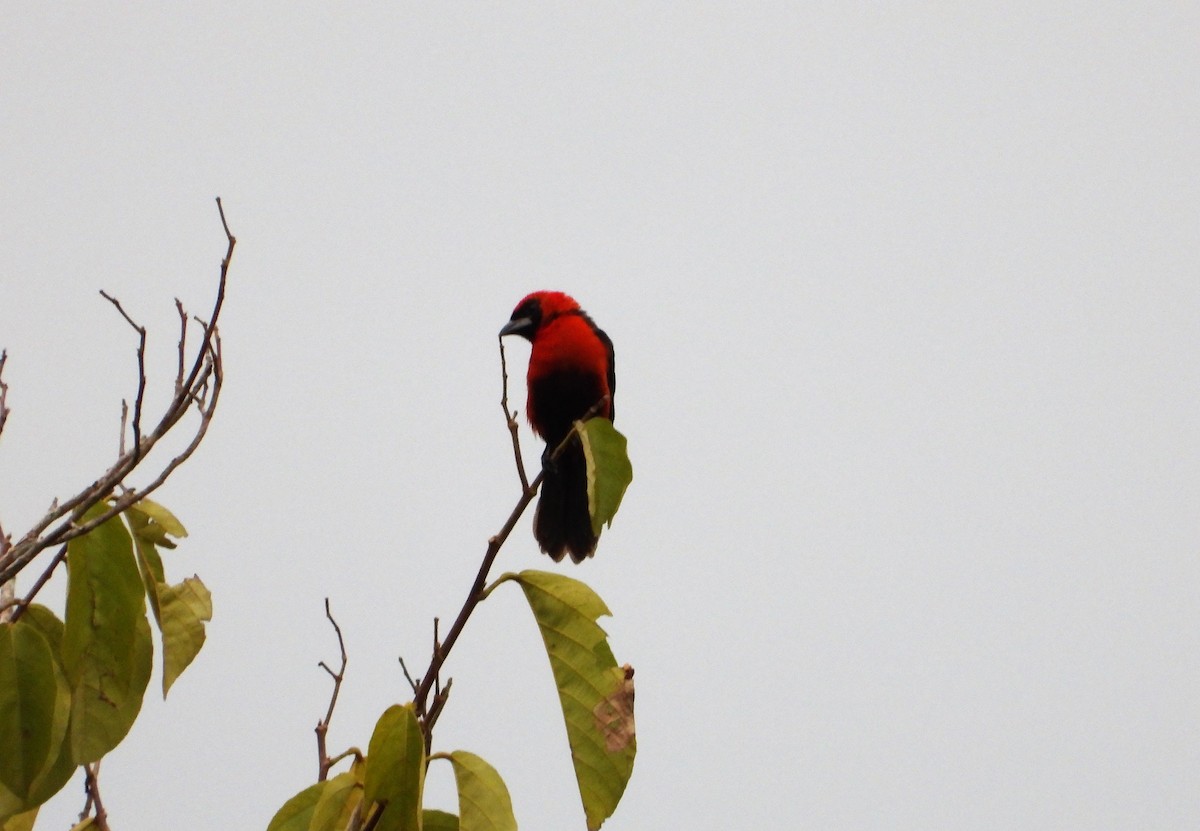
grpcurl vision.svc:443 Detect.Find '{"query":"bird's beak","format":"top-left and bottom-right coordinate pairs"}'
top-left (499, 317), bottom-right (535, 339)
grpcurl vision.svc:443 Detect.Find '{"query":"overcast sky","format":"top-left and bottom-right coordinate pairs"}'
top-left (3, 4), bottom-right (1198, 829)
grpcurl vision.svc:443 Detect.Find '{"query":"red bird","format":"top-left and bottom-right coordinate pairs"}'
top-left (500, 291), bottom-right (615, 562)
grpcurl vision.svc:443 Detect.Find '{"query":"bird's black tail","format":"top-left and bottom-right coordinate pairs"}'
top-left (534, 440), bottom-right (598, 563)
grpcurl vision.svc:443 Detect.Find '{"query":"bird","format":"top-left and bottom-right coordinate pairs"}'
top-left (500, 291), bottom-right (615, 562)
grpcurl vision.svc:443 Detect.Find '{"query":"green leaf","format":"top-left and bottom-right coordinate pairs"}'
top-left (158, 576), bottom-right (211, 696)
top-left (62, 503), bottom-right (152, 764)
top-left (266, 780), bottom-right (325, 831)
top-left (310, 770), bottom-right (363, 831)
top-left (1, 610), bottom-right (78, 808)
top-left (576, 419), bottom-right (633, 536)
top-left (0, 621), bottom-right (70, 801)
top-left (363, 703), bottom-right (424, 831)
top-left (19, 606), bottom-right (64, 655)
top-left (506, 570), bottom-right (636, 831)
top-left (446, 751), bottom-right (515, 831)
top-left (422, 809), bottom-right (459, 831)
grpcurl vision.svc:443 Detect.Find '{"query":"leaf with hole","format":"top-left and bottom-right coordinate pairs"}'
top-left (502, 570), bottom-right (636, 830)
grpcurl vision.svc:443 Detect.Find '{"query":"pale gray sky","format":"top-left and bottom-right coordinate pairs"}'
top-left (3, 4), bottom-right (1198, 829)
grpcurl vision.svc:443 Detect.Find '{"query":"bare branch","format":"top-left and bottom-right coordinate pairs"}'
top-left (4, 544), bottom-right (67, 623)
top-left (174, 299), bottom-right (188, 395)
top-left (398, 656), bottom-right (420, 695)
top-left (0, 349), bottom-right (9, 442)
top-left (499, 338), bottom-right (529, 491)
top-left (316, 598), bottom-right (349, 782)
top-left (0, 199), bottom-right (234, 587)
top-left (81, 762), bottom-right (111, 831)
top-left (99, 289), bottom-right (148, 460)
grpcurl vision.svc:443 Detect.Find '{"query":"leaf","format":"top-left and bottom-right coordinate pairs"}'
top-left (158, 576), bottom-right (211, 696)
top-left (128, 498), bottom-right (188, 539)
top-left (1, 610), bottom-right (77, 808)
top-left (422, 809), bottom-right (459, 831)
top-left (576, 419), bottom-right (633, 536)
top-left (266, 781), bottom-right (324, 831)
top-left (62, 503), bottom-right (152, 764)
top-left (0, 805), bottom-right (38, 831)
top-left (0, 619), bottom-right (71, 801)
top-left (446, 751), bottom-right (516, 831)
top-left (310, 770), bottom-right (363, 831)
top-left (505, 570), bottom-right (636, 830)
top-left (129, 521), bottom-right (165, 624)
top-left (363, 703), bottom-right (424, 831)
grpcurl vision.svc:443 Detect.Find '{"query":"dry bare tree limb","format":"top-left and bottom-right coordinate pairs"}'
top-left (5, 544), bottom-right (67, 623)
top-left (316, 598), bottom-right (349, 782)
top-left (99, 289), bottom-right (147, 461)
top-left (0, 198), bottom-right (234, 587)
top-left (499, 338), bottom-right (530, 492)
top-left (81, 762), bottom-right (111, 831)
top-left (0, 349), bottom-right (9, 442)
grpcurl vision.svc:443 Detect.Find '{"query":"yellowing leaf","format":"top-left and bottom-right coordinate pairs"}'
top-left (363, 703), bottom-right (424, 831)
top-left (158, 576), bottom-right (211, 696)
top-left (576, 419), bottom-right (632, 536)
top-left (446, 751), bottom-right (515, 831)
top-left (504, 570), bottom-right (636, 830)
top-left (128, 498), bottom-right (188, 539)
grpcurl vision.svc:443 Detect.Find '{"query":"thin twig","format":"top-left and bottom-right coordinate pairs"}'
top-left (316, 598), bottom-right (349, 782)
top-left (0, 349), bottom-right (9, 441)
top-left (499, 338), bottom-right (529, 491)
top-left (82, 762), bottom-right (111, 831)
top-left (174, 298), bottom-right (188, 395)
top-left (398, 656), bottom-right (419, 695)
top-left (99, 289), bottom-right (147, 461)
top-left (5, 544), bottom-right (67, 623)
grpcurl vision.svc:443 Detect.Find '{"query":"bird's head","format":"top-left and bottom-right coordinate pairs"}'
top-left (499, 291), bottom-right (580, 341)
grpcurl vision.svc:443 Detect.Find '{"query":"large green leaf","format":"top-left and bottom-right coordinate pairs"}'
top-left (363, 703), bottom-right (424, 831)
top-left (504, 570), bottom-right (636, 830)
top-left (0, 621), bottom-right (70, 801)
top-left (445, 751), bottom-right (515, 831)
top-left (157, 576), bottom-right (211, 696)
top-left (576, 419), bottom-right (633, 536)
top-left (62, 503), bottom-right (152, 764)
top-left (266, 780), bottom-right (324, 831)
